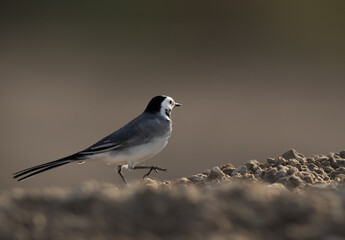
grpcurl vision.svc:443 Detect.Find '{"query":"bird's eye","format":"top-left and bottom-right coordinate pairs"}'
top-left (169, 100), bottom-right (173, 104)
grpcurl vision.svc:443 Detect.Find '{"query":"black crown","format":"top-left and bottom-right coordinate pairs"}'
top-left (144, 95), bottom-right (167, 113)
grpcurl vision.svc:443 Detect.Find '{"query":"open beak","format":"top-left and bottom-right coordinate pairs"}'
top-left (175, 103), bottom-right (182, 107)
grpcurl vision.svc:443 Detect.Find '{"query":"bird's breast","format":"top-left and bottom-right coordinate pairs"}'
top-left (130, 135), bottom-right (170, 161)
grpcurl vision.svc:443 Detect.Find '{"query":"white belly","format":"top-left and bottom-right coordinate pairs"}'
top-left (90, 136), bottom-right (169, 168)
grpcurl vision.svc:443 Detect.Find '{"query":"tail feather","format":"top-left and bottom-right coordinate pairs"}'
top-left (13, 159), bottom-right (73, 182)
top-left (13, 158), bottom-right (71, 176)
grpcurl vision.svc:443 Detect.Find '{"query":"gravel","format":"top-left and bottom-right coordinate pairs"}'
top-left (1, 149), bottom-right (345, 240)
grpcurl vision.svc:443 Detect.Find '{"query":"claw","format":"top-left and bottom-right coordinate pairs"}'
top-left (142, 166), bottom-right (167, 179)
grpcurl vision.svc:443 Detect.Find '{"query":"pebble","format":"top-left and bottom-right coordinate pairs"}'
top-left (307, 163), bottom-right (318, 171)
top-left (335, 167), bottom-right (345, 175)
top-left (188, 174), bottom-right (207, 184)
top-left (245, 160), bottom-right (260, 172)
top-left (303, 174), bottom-right (314, 184)
top-left (282, 149), bottom-right (299, 160)
top-left (267, 158), bottom-right (277, 164)
top-left (263, 168), bottom-right (277, 183)
top-left (329, 157), bottom-right (339, 169)
top-left (232, 166), bottom-right (248, 176)
top-left (274, 170), bottom-right (287, 181)
top-left (339, 150), bottom-right (345, 158)
top-left (221, 164), bottom-right (236, 176)
top-left (323, 166), bottom-right (333, 174)
top-left (254, 168), bottom-right (264, 178)
top-left (208, 167), bottom-right (229, 181)
top-left (286, 174), bottom-right (304, 188)
top-left (337, 159), bottom-right (345, 167)
top-left (287, 167), bottom-right (298, 175)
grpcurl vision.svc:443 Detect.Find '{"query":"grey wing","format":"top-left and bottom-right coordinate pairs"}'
top-left (76, 113), bottom-right (160, 157)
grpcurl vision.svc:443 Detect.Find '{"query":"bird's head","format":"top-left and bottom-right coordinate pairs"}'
top-left (144, 95), bottom-right (181, 120)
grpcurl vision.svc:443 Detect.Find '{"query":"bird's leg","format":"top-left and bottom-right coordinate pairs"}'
top-left (132, 165), bottom-right (167, 179)
top-left (116, 165), bottom-right (127, 184)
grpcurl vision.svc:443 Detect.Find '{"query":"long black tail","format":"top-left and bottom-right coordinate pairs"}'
top-left (13, 158), bottom-right (74, 182)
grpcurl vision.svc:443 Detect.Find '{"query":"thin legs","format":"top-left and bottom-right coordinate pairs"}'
top-left (116, 165), bottom-right (167, 184)
top-left (117, 165), bottom-right (127, 184)
top-left (133, 165), bottom-right (167, 179)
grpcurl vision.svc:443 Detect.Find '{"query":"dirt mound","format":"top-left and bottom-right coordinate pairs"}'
top-left (183, 149), bottom-right (345, 189)
top-left (1, 150), bottom-right (345, 240)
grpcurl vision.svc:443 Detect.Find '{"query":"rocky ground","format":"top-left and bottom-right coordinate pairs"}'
top-left (1, 149), bottom-right (345, 240)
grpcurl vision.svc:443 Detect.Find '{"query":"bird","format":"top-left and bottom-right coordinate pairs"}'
top-left (13, 95), bottom-right (181, 184)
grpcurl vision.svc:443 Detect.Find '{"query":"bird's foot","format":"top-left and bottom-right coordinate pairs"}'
top-left (132, 165), bottom-right (167, 179)
top-left (142, 166), bottom-right (167, 179)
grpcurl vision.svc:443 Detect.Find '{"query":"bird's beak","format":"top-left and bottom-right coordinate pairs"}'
top-left (175, 103), bottom-right (182, 107)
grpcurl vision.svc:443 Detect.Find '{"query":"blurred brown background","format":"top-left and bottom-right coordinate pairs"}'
top-left (1, 1), bottom-right (344, 191)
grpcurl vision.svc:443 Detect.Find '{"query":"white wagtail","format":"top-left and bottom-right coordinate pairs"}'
top-left (13, 95), bottom-right (181, 184)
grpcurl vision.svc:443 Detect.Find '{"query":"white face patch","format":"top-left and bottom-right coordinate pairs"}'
top-left (160, 96), bottom-right (176, 120)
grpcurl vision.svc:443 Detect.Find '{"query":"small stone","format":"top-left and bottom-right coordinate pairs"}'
top-left (232, 166), bottom-right (248, 176)
top-left (303, 174), bottom-right (314, 184)
top-left (267, 158), bottom-right (276, 164)
top-left (222, 167), bottom-right (235, 176)
top-left (254, 168), bottom-right (264, 179)
top-left (339, 150), bottom-right (345, 158)
top-left (267, 157), bottom-right (285, 166)
top-left (316, 156), bottom-right (328, 162)
top-left (327, 152), bottom-right (335, 157)
top-left (282, 149), bottom-right (299, 160)
top-left (288, 159), bottom-right (299, 166)
top-left (243, 173), bottom-right (256, 181)
top-left (202, 169), bottom-right (211, 175)
top-left (287, 167), bottom-right (298, 175)
top-left (208, 167), bottom-right (227, 180)
top-left (286, 174), bottom-right (304, 188)
top-left (295, 163), bottom-right (302, 171)
top-left (277, 176), bottom-right (288, 185)
top-left (296, 157), bottom-right (307, 165)
top-left (232, 172), bottom-right (242, 178)
top-left (311, 171), bottom-right (319, 178)
top-left (274, 170), bottom-right (287, 181)
top-left (307, 163), bottom-right (318, 171)
top-left (260, 163), bottom-right (271, 170)
top-left (277, 165), bottom-right (289, 171)
top-left (296, 171), bottom-right (304, 179)
top-left (320, 160), bottom-right (330, 167)
top-left (335, 167), bottom-right (345, 175)
top-left (322, 166), bottom-right (333, 174)
top-left (221, 163), bottom-right (235, 175)
top-left (337, 159), bottom-right (345, 167)
top-left (245, 160), bottom-right (260, 172)
top-left (188, 174), bottom-right (207, 184)
top-left (263, 168), bottom-right (278, 183)
top-left (315, 168), bottom-right (326, 177)
top-left (220, 163), bottom-right (235, 170)
top-left (335, 174), bottom-right (345, 182)
top-left (329, 157), bottom-right (339, 169)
